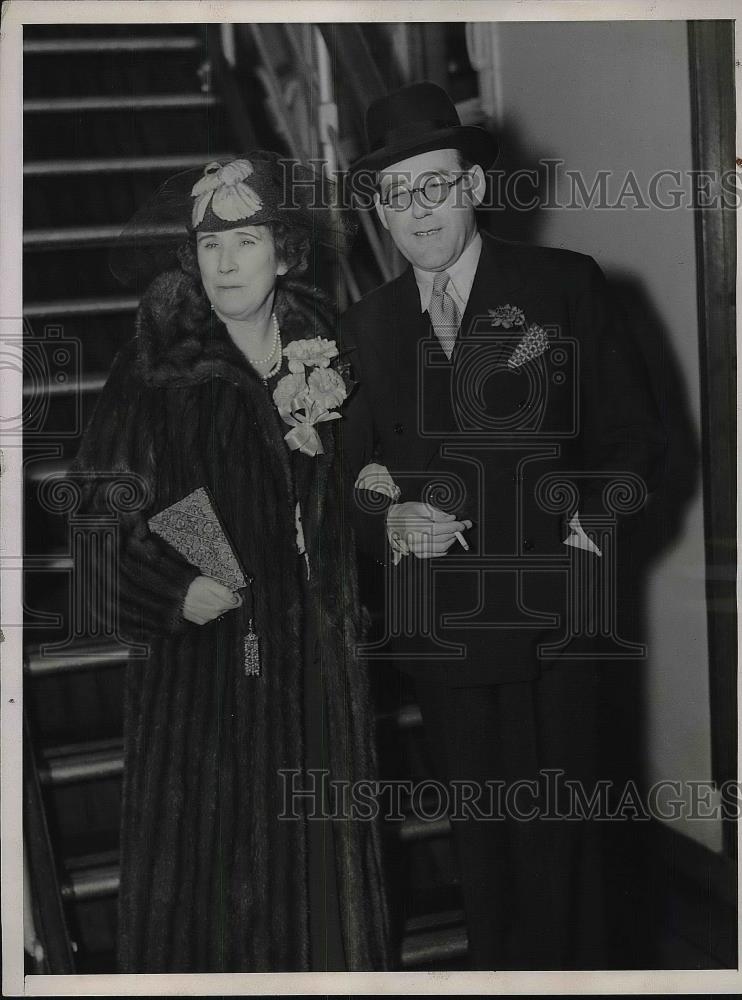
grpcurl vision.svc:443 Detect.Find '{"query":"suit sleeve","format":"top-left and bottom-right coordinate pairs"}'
top-left (71, 348), bottom-right (201, 641)
top-left (339, 317), bottom-right (397, 567)
top-left (575, 257), bottom-right (667, 517)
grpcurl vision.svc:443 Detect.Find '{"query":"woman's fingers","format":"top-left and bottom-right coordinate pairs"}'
top-left (199, 577), bottom-right (239, 603)
top-left (183, 576), bottom-right (242, 624)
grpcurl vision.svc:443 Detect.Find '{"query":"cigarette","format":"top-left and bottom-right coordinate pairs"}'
top-left (455, 531), bottom-right (469, 551)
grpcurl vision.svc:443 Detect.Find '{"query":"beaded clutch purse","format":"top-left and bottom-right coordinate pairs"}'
top-left (148, 487), bottom-right (247, 590)
top-left (149, 488), bottom-right (260, 675)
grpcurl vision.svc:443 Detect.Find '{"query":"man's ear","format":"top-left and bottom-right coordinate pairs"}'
top-left (276, 259), bottom-right (289, 277)
top-left (373, 194), bottom-right (390, 232)
top-left (467, 165), bottom-right (487, 208)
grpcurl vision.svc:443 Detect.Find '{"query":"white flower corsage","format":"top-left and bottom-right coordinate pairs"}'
top-left (283, 336), bottom-right (338, 372)
top-left (273, 338), bottom-right (348, 457)
top-left (489, 305), bottom-right (550, 368)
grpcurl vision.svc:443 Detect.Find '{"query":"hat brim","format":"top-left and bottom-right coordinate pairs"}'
top-left (349, 125), bottom-right (498, 175)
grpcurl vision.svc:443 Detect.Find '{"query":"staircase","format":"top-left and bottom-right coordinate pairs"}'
top-left (22, 22), bottom-right (468, 973)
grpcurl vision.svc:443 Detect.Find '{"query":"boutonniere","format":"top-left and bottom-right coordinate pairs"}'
top-left (272, 337), bottom-right (351, 457)
top-left (488, 305), bottom-right (550, 369)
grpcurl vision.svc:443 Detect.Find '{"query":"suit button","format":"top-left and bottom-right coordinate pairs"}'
top-left (523, 538), bottom-right (535, 552)
top-left (393, 423), bottom-right (404, 435)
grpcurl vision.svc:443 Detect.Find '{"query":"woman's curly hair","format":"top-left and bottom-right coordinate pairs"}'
top-left (174, 220), bottom-right (312, 332)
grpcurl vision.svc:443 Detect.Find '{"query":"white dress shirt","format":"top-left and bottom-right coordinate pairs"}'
top-left (413, 230), bottom-right (483, 320)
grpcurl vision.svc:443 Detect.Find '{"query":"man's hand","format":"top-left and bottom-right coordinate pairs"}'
top-left (183, 576), bottom-right (242, 625)
top-left (387, 502), bottom-right (472, 559)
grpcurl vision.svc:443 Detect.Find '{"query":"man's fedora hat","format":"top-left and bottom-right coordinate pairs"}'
top-left (351, 81), bottom-right (498, 174)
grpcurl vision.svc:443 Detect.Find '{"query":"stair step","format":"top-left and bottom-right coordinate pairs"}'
top-left (26, 458), bottom-right (71, 483)
top-left (378, 703), bottom-right (423, 729)
top-left (404, 908), bottom-right (465, 934)
top-left (39, 739), bottom-right (124, 786)
top-left (24, 223), bottom-right (182, 251)
top-left (61, 862), bottom-right (120, 903)
top-left (24, 94), bottom-right (220, 114)
top-left (25, 642), bottom-right (135, 678)
top-left (19, 554), bottom-right (73, 572)
top-left (399, 813), bottom-right (452, 843)
top-left (401, 921), bottom-right (468, 968)
top-left (22, 374), bottom-right (107, 398)
top-left (24, 37), bottom-right (202, 55)
top-left (24, 297), bottom-right (139, 318)
top-left (25, 153), bottom-right (233, 177)
top-left (25, 24), bottom-right (197, 39)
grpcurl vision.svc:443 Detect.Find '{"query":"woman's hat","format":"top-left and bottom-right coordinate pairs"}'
top-left (110, 151), bottom-right (356, 288)
top-left (350, 81), bottom-right (498, 175)
top-left (189, 155), bottom-right (291, 233)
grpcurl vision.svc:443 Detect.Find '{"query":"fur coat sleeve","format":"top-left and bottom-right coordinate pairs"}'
top-left (71, 342), bottom-right (201, 639)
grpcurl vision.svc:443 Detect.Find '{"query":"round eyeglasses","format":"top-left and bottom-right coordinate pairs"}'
top-left (378, 172), bottom-right (468, 212)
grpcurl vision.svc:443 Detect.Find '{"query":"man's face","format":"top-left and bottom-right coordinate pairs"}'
top-left (374, 148), bottom-right (484, 272)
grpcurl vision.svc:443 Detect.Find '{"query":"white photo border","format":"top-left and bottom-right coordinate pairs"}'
top-left (1, 1), bottom-right (740, 996)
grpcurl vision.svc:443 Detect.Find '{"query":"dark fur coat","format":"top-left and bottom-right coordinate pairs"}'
top-left (72, 271), bottom-right (390, 972)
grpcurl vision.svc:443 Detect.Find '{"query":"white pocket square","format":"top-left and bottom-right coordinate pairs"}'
top-left (562, 513), bottom-right (602, 556)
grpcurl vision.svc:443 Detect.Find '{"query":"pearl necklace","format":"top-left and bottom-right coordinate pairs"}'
top-left (247, 313), bottom-right (282, 383)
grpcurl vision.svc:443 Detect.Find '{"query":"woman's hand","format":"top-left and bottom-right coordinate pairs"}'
top-left (182, 576), bottom-right (242, 625)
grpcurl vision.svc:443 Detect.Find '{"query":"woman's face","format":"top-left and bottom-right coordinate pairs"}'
top-left (196, 225), bottom-right (288, 322)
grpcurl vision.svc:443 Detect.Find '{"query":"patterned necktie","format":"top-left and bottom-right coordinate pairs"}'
top-left (429, 270), bottom-right (461, 361)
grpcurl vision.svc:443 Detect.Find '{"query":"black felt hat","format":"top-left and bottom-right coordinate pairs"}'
top-left (351, 81), bottom-right (498, 174)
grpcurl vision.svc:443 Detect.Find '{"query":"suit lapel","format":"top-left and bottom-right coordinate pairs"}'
top-left (365, 268), bottom-right (433, 469)
top-left (393, 269), bottom-right (436, 465)
top-left (390, 267), bottom-right (428, 406)
top-left (456, 231), bottom-right (530, 351)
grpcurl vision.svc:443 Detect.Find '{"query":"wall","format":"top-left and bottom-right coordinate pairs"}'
top-left (472, 19), bottom-right (719, 849)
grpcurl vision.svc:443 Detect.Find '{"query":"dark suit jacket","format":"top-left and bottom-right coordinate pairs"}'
top-left (340, 231), bottom-right (665, 686)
